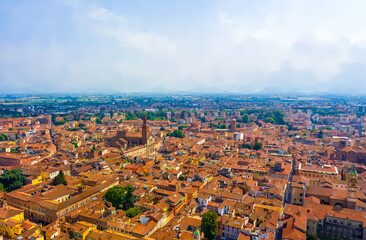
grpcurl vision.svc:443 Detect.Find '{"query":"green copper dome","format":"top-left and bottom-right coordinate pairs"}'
top-left (350, 164), bottom-right (358, 176)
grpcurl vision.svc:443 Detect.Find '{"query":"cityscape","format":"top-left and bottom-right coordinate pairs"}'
top-left (1, 1), bottom-right (366, 240)
top-left (0, 94), bottom-right (365, 240)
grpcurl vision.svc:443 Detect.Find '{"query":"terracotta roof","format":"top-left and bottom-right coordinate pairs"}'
top-left (0, 206), bottom-right (23, 220)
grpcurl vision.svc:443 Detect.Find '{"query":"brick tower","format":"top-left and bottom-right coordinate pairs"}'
top-left (142, 114), bottom-right (149, 144)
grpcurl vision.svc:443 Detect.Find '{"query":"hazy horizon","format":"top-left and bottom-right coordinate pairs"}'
top-left (1, 0), bottom-right (366, 94)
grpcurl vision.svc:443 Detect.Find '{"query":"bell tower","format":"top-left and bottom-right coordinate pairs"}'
top-left (347, 164), bottom-right (358, 199)
top-left (142, 114), bottom-right (148, 144)
top-left (231, 119), bottom-right (237, 132)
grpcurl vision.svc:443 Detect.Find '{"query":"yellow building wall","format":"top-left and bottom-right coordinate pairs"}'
top-left (32, 175), bottom-right (43, 185)
top-left (0, 211), bottom-right (24, 238)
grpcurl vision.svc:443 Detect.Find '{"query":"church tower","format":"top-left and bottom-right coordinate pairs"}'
top-left (347, 164), bottom-right (358, 199)
top-left (231, 119), bottom-right (237, 132)
top-left (142, 114), bottom-right (149, 144)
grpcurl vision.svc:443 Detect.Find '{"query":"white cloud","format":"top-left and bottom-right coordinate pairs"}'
top-left (89, 8), bottom-right (115, 21)
top-left (1, 0), bottom-right (366, 93)
top-left (218, 12), bottom-right (234, 24)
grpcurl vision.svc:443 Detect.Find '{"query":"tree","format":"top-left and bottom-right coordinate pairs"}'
top-left (306, 234), bottom-right (317, 240)
top-left (52, 170), bottom-right (67, 186)
top-left (95, 117), bottom-right (102, 124)
top-left (167, 130), bottom-right (185, 139)
top-left (201, 211), bottom-right (218, 240)
top-left (242, 143), bottom-right (252, 149)
top-left (253, 141), bottom-right (263, 151)
top-left (242, 114), bottom-right (250, 123)
top-left (255, 120), bottom-right (262, 127)
top-left (317, 130), bottom-right (324, 139)
top-left (121, 185), bottom-right (135, 210)
top-left (287, 123), bottom-right (296, 131)
top-left (0, 169), bottom-right (25, 192)
top-left (126, 207), bottom-right (142, 218)
top-left (125, 112), bottom-right (137, 120)
top-left (0, 134), bottom-right (8, 141)
top-left (105, 185), bottom-right (136, 210)
top-left (264, 117), bottom-right (276, 124)
top-left (272, 109), bottom-right (286, 125)
top-left (105, 185), bottom-right (125, 209)
top-left (91, 145), bottom-right (98, 152)
top-left (178, 125), bottom-right (189, 131)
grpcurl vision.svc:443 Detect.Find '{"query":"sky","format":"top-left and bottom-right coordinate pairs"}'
top-left (1, 0), bottom-right (366, 94)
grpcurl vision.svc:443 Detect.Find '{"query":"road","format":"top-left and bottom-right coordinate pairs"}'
top-left (284, 156), bottom-right (296, 206)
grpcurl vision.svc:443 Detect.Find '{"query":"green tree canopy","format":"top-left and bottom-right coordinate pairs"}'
top-left (0, 169), bottom-right (25, 192)
top-left (238, 108), bottom-right (286, 125)
top-left (124, 111), bottom-right (166, 121)
top-left (52, 170), bottom-right (67, 186)
top-left (242, 143), bottom-right (252, 149)
top-left (317, 130), bottom-right (324, 139)
top-left (167, 130), bottom-right (185, 139)
top-left (125, 112), bottom-right (137, 120)
top-left (0, 183), bottom-right (6, 192)
top-left (0, 134), bottom-right (8, 141)
top-left (95, 117), bottom-right (102, 124)
top-left (126, 207), bottom-right (142, 218)
top-left (253, 141), bottom-right (263, 151)
top-left (242, 114), bottom-right (250, 123)
top-left (105, 185), bottom-right (136, 210)
top-left (242, 141), bottom-right (263, 151)
top-left (201, 211), bottom-right (218, 240)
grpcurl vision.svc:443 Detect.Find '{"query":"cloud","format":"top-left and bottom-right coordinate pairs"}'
top-left (219, 12), bottom-right (234, 25)
top-left (0, 0), bottom-right (366, 94)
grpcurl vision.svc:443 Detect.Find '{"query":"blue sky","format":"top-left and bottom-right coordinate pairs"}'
top-left (1, 0), bottom-right (366, 94)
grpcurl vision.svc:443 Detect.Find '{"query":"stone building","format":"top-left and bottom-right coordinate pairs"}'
top-left (104, 115), bottom-right (155, 153)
